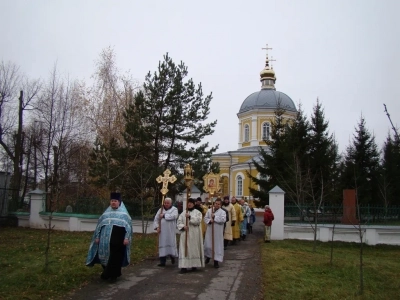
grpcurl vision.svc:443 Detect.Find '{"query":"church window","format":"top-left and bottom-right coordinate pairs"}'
top-left (262, 122), bottom-right (270, 140)
top-left (244, 124), bottom-right (249, 142)
top-left (237, 175), bottom-right (243, 196)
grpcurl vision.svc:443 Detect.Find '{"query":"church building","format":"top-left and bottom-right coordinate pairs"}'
top-left (212, 50), bottom-right (297, 202)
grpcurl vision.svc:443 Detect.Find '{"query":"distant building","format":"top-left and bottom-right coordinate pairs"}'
top-left (212, 51), bottom-right (297, 201)
top-left (175, 185), bottom-right (204, 212)
top-left (175, 185), bottom-right (202, 202)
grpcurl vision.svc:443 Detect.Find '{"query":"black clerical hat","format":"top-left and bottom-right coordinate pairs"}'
top-left (110, 192), bottom-right (121, 203)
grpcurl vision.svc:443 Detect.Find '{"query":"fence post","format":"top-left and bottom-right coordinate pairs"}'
top-left (365, 228), bottom-right (377, 245)
top-left (269, 186), bottom-right (285, 240)
top-left (29, 189), bottom-right (45, 229)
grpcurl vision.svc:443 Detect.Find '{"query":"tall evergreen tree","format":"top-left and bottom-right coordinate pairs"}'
top-left (308, 99), bottom-right (339, 206)
top-left (249, 102), bottom-right (287, 203)
top-left (380, 134), bottom-right (400, 206)
top-left (281, 103), bottom-right (311, 206)
top-left (88, 137), bottom-right (131, 192)
top-left (342, 116), bottom-right (380, 205)
top-left (249, 102), bottom-right (311, 206)
top-left (122, 53), bottom-right (218, 191)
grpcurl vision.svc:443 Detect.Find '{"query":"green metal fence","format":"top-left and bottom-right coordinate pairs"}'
top-left (284, 205), bottom-right (400, 225)
top-left (53, 198), bottom-right (157, 217)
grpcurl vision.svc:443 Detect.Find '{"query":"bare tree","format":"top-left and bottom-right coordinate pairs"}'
top-left (27, 65), bottom-right (90, 272)
top-left (84, 47), bottom-right (139, 148)
top-left (377, 172), bottom-right (391, 220)
top-left (34, 65), bottom-right (88, 210)
top-left (304, 169), bottom-right (325, 252)
top-left (0, 61), bottom-right (41, 210)
top-left (272, 153), bottom-right (307, 217)
top-left (283, 162), bottom-right (331, 253)
top-left (354, 187), bottom-right (365, 295)
top-left (383, 104), bottom-right (399, 142)
top-left (129, 162), bottom-right (159, 235)
top-left (79, 47), bottom-right (140, 194)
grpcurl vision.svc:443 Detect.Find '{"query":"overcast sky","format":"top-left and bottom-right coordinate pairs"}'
top-left (1, 0), bottom-right (399, 156)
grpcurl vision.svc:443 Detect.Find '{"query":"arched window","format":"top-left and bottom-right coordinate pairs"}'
top-left (237, 175), bottom-right (243, 196)
top-left (244, 124), bottom-right (249, 142)
top-left (262, 122), bottom-right (270, 140)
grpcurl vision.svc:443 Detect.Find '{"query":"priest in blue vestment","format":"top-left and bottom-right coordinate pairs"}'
top-left (86, 192), bottom-right (132, 282)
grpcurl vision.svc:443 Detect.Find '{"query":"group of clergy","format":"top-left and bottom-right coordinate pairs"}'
top-left (85, 192), bottom-right (258, 282)
top-left (153, 195), bottom-right (254, 273)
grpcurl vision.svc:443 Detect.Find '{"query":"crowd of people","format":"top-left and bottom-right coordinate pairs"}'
top-left (153, 195), bottom-right (266, 274)
top-left (86, 193), bottom-right (274, 282)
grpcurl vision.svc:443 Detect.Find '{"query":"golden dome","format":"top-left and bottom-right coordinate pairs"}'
top-left (260, 55), bottom-right (276, 80)
top-left (259, 54), bottom-right (276, 90)
top-left (260, 67), bottom-right (275, 78)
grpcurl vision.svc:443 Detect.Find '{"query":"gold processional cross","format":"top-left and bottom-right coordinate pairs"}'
top-left (155, 169), bottom-right (177, 249)
top-left (156, 169), bottom-right (177, 196)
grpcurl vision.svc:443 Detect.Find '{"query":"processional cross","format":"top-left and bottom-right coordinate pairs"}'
top-left (156, 169), bottom-right (177, 197)
top-left (155, 169), bottom-right (177, 240)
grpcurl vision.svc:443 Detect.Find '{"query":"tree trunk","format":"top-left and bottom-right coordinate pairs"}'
top-left (329, 209), bottom-right (338, 266)
top-left (313, 210), bottom-right (317, 252)
top-left (359, 232), bottom-right (364, 295)
top-left (10, 91), bottom-right (24, 210)
top-left (20, 134), bottom-right (33, 208)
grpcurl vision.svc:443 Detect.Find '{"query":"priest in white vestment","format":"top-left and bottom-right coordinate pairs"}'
top-left (204, 198), bottom-right (226, 268)
top-left (177, 198), bottom-right (205, 273)
top-left (153, 198), bottom-right (178, 266)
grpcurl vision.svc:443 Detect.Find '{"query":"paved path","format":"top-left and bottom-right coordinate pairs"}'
top-left (64, 221), bottom-right (265, 300)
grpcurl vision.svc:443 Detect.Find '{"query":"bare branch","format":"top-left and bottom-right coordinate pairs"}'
top-left (383, 103), bottom-right (399, 142)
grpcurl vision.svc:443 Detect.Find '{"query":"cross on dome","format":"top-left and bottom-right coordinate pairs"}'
top-left (261, 44), bottom-right (274, 67)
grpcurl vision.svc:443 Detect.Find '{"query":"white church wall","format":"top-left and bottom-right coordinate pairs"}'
top-left (284, 225), bottom-right (400, 246)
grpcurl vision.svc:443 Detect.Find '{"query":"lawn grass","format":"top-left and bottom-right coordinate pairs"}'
top-left (261, 239), bottom-right (400, 300)
top-left (2, 227), bottom-right (399, 300)
top-left (0, 227), bottom-right (157, 300)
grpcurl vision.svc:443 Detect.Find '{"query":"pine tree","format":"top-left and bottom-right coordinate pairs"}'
top-left (308, 99), bottom-right (339, 207)
top-left (281, 103), bottom-right (311, 206)
top-left (342, 116), bottom-right (380, 205)
top-left (88, 137), bottom-right (130, 192)
top-left (249, 102), bottom-right (311, 206)
top-left (380, 134), bottom-right (400, 206)
top-left (122, 53), bottom-right (218, 191)
top-left (249, 102), bottom-right (287, 203)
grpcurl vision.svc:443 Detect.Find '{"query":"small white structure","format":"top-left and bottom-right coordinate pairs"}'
top-left (29, 189), bottom-right (46, 228)
top-left (177, 185), bottom-right (202, 212)
top-left (269, 186), bottom-right (285, 240)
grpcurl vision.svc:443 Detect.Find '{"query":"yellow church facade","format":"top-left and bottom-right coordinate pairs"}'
top-left (212, 51), bottom-right (297, 203)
